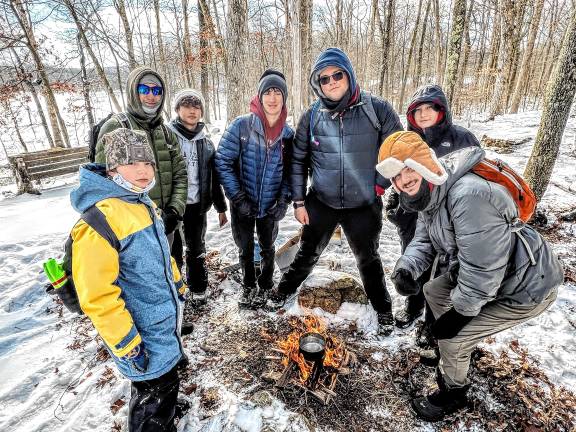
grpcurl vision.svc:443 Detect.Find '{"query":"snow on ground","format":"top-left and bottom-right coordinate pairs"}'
top-left (0, 110), bottom-right (575, 431)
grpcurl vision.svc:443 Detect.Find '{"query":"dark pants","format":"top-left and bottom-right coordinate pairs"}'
top-left (278, 193), bottom-right (392, 313)
top-left (231, 207), bottom-right (279, 290)
top-left (387, 198), bottom-right (429, 316)
top-left (129, 366), bottom-right (180, 432)
top-left (171, 225), bottom-right (184, 271)
top-left (182, 203), bottom-right (208, 293)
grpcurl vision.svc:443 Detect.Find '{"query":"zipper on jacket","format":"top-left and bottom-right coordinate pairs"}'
top-left (149, 128), bottom-right (165, 210)
top-left (339, 115), bottom-right (344, 208)
top-left (258, 144), bottom-right (270, 216)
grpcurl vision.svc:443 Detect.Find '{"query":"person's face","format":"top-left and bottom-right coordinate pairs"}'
top-left (413, 103), bottom-right (440, 129)
top-left (138, 83), bottom-right (163, 108)
top-left (319, 65), bottom-right (349, 101)
top-left (393, 167), bottom-right (424, 196)
top-left (261, 88), bottom-right (283, 117)
top-left (177, 104), bottom-right (202, 129)
top-left (113, 161), bottom-right (155, 188)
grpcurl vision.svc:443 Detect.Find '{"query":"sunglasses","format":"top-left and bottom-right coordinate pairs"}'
top-left (137, 84), bottom-right (163, 96)
top-left (319, 71), bottom-right (345, 86)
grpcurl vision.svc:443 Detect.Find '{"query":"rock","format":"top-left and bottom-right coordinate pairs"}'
top-left (298, 270), bottom-right (368, 314)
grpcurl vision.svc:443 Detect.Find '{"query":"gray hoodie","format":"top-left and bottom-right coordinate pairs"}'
top-left (395, 147), bottom-right (563, 316)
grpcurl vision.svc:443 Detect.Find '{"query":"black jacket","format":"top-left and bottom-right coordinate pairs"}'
top-left (292, 91), bottom-right (402, 209)
top-left (168, 121), bottom-right (227, 214)
top-left (406, 84), bottom-right (480, 157)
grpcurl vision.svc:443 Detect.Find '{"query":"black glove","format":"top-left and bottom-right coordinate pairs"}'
top-left (385, 190), bottom-right (400, 212)
top-left (232, 191), bottom-right (256, 218)
top-left (162, 207), bottom-right (180, 235)
top-left (391, 268), bottom-right (420, 296)
top-left (431, 307), bottom-right (474, 340)
top-left (267, 199), bottom-right (289, 221)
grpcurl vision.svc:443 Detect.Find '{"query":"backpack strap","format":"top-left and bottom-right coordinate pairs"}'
top-left (81, 206), bottom-right (121, 251)
top-left (114, 112), bottom-right (131, 129)
top-left (360, 92), bottom-right (381, 130)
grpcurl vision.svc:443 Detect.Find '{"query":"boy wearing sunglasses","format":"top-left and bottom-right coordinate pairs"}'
top-left (95, 66), bottom-right (188, 248)
top-left (268, 48), bottom-right (403, 336)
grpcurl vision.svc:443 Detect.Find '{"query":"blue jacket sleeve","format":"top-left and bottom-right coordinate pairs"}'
top-left (290, 110), bottom-right (312, 202)
top-left (215, 119), bottom-right (243, 200)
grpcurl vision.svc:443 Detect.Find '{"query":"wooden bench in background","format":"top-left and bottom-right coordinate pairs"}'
top-left (8, 146), bottom-right (88, 195)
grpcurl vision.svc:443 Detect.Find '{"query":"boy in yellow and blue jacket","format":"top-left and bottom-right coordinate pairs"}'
top-left (70, 128), bottom-right (188, 431)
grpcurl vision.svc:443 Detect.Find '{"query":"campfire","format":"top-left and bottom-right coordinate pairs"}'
top-left (263, 316), bottom-right (356, 405)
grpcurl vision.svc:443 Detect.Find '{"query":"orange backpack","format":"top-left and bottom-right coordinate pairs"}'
top-left (471, 158), bottom-right (537, 223)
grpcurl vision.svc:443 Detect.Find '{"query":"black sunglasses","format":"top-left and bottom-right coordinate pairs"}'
top-left (319, 71), bottom-right (345, 86)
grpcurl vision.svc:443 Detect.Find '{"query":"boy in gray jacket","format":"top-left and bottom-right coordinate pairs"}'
top-left (377, 131), bottom-right (563, 422)
top-left (169, 89), bottom-right (228, 305)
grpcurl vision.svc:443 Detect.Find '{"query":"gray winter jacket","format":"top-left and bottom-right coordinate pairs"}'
top-left (395, 147), bottom-right (563, 316)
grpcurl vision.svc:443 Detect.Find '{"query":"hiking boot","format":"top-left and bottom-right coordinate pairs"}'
top-left (394, 307), bottom-right (424, 329)
top-left (250, 287), bottom-right (268, 309)
top-left (238, 285), bottom-right (255, 309)
top-left (174, 398), bottom-right (191, 423)
top-left (419, 347), bottom-right (440, 367)
top-left (415, 322), bottom-right (437, 348)
top-left (266, 287), bottom-right (291, 311)
top-left (181, 322), bottom-right (194, 336)
top-left (191, 290), bottom-right (207, 307)
top-left (377, 311), bottom-right (394, 336)
top-left (177, 353), bottom-right (190, 371)
top-left (411, 370), bottom-right (469, 422)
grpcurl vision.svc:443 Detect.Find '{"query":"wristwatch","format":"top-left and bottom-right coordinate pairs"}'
top-left (293, 201), bottom-right (305, 209)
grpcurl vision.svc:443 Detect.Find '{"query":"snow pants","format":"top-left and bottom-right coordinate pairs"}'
top-left (128, 365), bottom-right (180, 432)
top-left (424, 272), bottom-right (557, 388)
top-left (230, 208), bottom-right (279, 291)
top-left (277, 192), bottom-right (392, 313)
top-left (182, 203), bottom-right (209, 294)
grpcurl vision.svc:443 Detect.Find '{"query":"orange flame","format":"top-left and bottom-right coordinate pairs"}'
top-left (276, 315), bottom-right (346, 384)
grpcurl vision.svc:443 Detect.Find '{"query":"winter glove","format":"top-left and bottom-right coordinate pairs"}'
top-left (267, 199), bottom-right (289, 221)
top-left (232, 191), bottom-right (256, 218)
top-left (162, 207), bottom-right (180, 235)
top-left (391, 268), bottom-right (420, 296)
top-left (431, 307), bottom-right (475, 340)
top-left (385, 190), bottom-right (400, 212)
top-left (124, 343), bottom-right (149, 372)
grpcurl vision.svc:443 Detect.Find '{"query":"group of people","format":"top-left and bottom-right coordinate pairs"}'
top-left (69, 47), bottom-right (564, 431)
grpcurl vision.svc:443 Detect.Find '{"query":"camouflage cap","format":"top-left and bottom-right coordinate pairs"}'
top-left (103, 128), bottom-right (156, 170)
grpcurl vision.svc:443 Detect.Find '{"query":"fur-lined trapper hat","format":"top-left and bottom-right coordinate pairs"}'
top-left (376, 131), bottom-right (448, 185)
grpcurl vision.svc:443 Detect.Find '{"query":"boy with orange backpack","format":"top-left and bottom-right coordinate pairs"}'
top-left (377, 131), bottom-right (563, 421)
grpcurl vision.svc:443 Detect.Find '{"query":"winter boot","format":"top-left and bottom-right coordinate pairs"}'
top-left (377, 311), bottom-right (394, 336)
top-left (250, 286), bottom-right (268, 309)
top-left (239, 285), bottom-right (255, 309)
top-left (395, 307), bottom-right (424, 329)
top-left (419, 346), bottom-right (440, 367)
top-left (174, 398), bottom-right (191, 424)
top-left (266, 287), bottom-right (292, 311)
top-left (177, 353), bottom-right (190, 371)
top-left (181, 322), bottom-right (194, 336)
top-left (411, 369), bottom-right (469, 422)
top-left (191, 290), bottom-right (208, 307)
top-left (415, 321), bottom-right (437, 348)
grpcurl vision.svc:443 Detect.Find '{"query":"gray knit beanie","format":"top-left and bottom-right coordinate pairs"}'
top-left (172, 89), bottom-right (205, 116)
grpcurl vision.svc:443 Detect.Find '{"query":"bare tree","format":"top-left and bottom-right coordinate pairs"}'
top-left (524, 8), bottom-right (576, 201)
top-left (225, 0), bottom-right (249, 121)
top-left (113, 0), bottom-right (137, 70)
top-left (198, 0), bottom-right (211, 122)
top-left (443, 0), bottom-right (467, 106)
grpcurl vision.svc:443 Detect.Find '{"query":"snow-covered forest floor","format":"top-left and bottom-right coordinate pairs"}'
top-left (0, 110), bottom-right (575, 431)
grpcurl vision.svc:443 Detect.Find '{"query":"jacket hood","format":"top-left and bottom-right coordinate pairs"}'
top-left (70, 164), bottom-right (153, 213)
top-left (126, 66), bottom-right (166, 126)
top-left (424, 146), bottom-right (485, 212)
top-left (309, 48), bottom-right (358, 100)
top-left (406, 84), bottom-right (452, 133)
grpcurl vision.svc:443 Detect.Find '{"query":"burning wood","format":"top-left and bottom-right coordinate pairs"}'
top-left (262, 316), bottom-right (356, 405)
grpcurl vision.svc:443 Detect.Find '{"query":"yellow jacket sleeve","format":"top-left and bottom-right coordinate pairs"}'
top-left (170, 256), bottom-right (188, 297)
top-left (72, 221), bottom-right (141, 358)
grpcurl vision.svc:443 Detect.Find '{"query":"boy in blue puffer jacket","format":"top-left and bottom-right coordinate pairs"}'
top-left (215, 69), bottom-right (294, 309)
top-left (70, 128), bottom-right (188, 431)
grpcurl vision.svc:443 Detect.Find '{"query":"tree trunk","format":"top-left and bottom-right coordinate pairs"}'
top-left (10, 0), bottom-right (66, 148)
top-left (183, 0), bottom-right (195, 88)
top-left (114, 0), bottom-right (137, 70)
top-left (198, 0), bottom-right (211, 122)
top-left (379, 0), bottom-right (394, 98)
top-left (6, 103), bottom-right (28, 152)
top-left (300, 0), bottom-right (313, 107)
top-left (414, 0), bottom-right (431, 87)
top-left (443, 0), bottom-right (467, 106)
top-left (433, 0), bottom-right (443, 84)
top-left (291, 0), bottom-right (302, 121)
top-left (509, 0), bottom-right (544, 113)
top-left (153, 0), bottom-right (171, 118)
top-left (453, 0), bottom-right (474, 113)
top-left (398, 0), bottom-right (424, 111)
top-left (78, 32), bottom-right (95, 133)
top-left (524, 9), bottom-right (576, 201)
top-left (225, 0), bottom-right (249, 122)
top-left (62, 0), bottom-right (121, 112)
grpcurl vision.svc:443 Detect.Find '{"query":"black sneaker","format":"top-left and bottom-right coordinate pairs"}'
top-left (191, 290), bottom-right (207, 307)
top-left (377, 311), bottom-right (394, 336)
top-left (266, 287), bottom-right (290, 311)
top-left (411, 377), bottom-right (469, 422)
top-left (394, 307), bottom-right (424, 329)
top-left (250, 287), bottom-right (268, 309)
top-left (238, 286), bottom-right (255, 309)
top-left (174, 398), bottom-right (191, 423)
top-left (415, 322), bottom-right (437, 348)
top-left (181, 322), bottom-right (194, 336)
